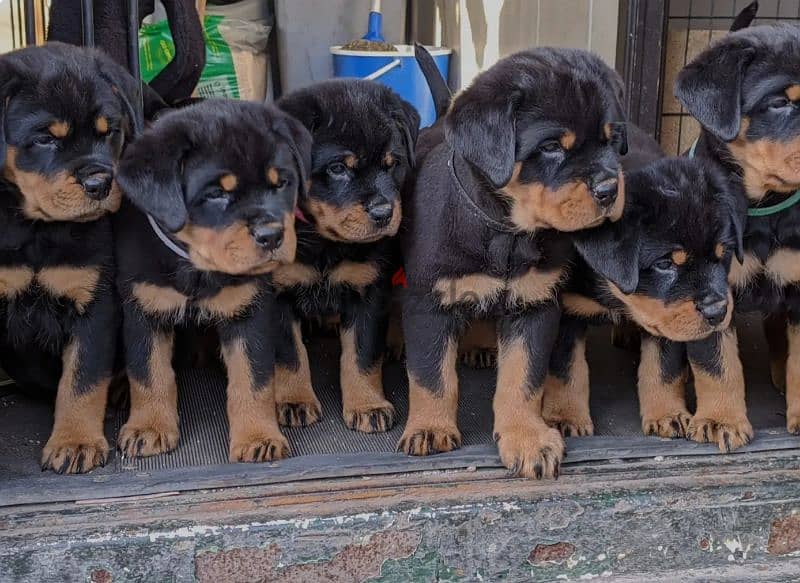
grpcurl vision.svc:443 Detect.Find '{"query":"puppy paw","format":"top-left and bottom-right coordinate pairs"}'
top-left (642, 410), bottom-right (692, 439)
top-left (544, 413), bottom-right (594, 437)
top-left (277, 399), bottom-right (322, 428)
top-left (118, 419), bottom-right (179, 458)
top-left (42, 434), bottom-right (109, 474)
top-left (687, 417), bottom-right (753, 452)
top-left (229, 433), bottom-right (290, 463)
top-left (397, 425), bottom-right (461, 456)
top-left (459, 349), bottom-right (497, 369)
top-left (495, 424), bottom-right (564, 479)
top-left (787, 410), bottom-right (800, 435)
top-left (344, 401), bottom-right (396, 433)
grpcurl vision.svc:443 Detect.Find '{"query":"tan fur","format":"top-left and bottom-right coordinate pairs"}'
top-left (671, 249), bottom-right (688, 266)
top-left (222, 338), bottom-right (289, 462)
top-left (493, 337), bottom-right (565, 478)
top-left (272, 263), bottom-right (321, 288)
top-left (383, 152), bottom-right (395, 167)
top-left (274, 321), bottom-right (321, 427)
top-left (4, 147), bottom-right (121, 222)
top-left (328, 261), bottom-right (380, 291)
top-left (434, 274), bottom-right (505, 307)
top-left (637, 336), bottom-right (691, 438)
top-left (344, 154), bottom-right (358, 169)
top-left (49, 120), bottom-right (70, 138)
top-left (41, 340), bottom-right (110, 473)
top-left (787, 84), bottom-right (800, 102)
top-left (715, 243), bottom-right (725, 260)
top-left (0, 266), bottom-right (34, 298)
top-left (786, 324), bottom-right (800, 434)
top-left (765, 248), bottom-right (800, 286)
top-left (220, 173), bottom-right (238, 192)
top-left (542, 337), bottom-right (593, 436)
top-left (197, 282), bottom-right (259, 319)
top-left (728, 252), bottom-right (762, 287)
top-left (95, 116), bottom-right (109, 135)
top-left (176, 213), bottom-right (296, 275)
top-left (562, 292), bottom-right (610, 318)
top-left (132, 282), bottom-right (189, 318)
top-left (306, 199), bottom-right (401, 242)
top-left (398, 339), bottom-right (461, 455)
top-left (608, 282), bottom-right (731, 341)
top-left (340, 328), bottom-right (394, 432)
top-left (118, 331), bottom-right (180, 458)
top-left (603, 122), bottom-right (613, 141)
top-left (688, 329), bottom-right (753, 451)
top-left (38, 266), bottom-right (100, 314)
top-left (560, 130), bottom-right (576, 150)
top-left (507, 267), bottom-right (565, 305)
top-left (501, 163), bottom-right (625, 232)
top-left (267, 167), bottom-right (281, 186)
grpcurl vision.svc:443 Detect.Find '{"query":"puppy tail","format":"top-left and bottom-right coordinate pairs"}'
top-left (414, 42), bottom-right (451, 120)
top-left (730, 1), bottom-right (758, 32)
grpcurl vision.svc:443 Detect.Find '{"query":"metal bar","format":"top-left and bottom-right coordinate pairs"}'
top-left (266, 0), bottom-right (283, 100)
top-left (23, 0), bottom-right (36, 46)
top-left (81, 0), bottom-right (95, 47)
top-left (127, 0), bottom-right (143, 122)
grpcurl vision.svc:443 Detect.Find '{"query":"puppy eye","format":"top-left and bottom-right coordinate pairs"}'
top-left (206, 189), bottom-right (232, 202)
top-left (538, 141), bottom-right (563, 155)
top-left (768, 96), bottom-right (792, 111)
top-left (328, 162), bottom-right (348, 176)
top-left (274, 178), bottom-right (288, 189)
top-left (653, 258), bottom-right (674, 271)
top-left (33, 135), bottom-right (58, 147)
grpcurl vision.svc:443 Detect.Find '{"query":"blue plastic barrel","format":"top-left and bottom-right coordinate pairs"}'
top-left (331, 44), bottom-right (451, 128)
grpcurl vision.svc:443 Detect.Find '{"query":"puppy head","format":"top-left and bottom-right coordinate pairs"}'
top-left (0, 43), bottom-right (144, 222)
top-left (117, 100), bottom-right (312, 276)
top-left (676, 24), bottom-right (800, 201)
top-left (278, 79), bottom-right (419, 243)
top-left (445, 48), bottom-right (628, 232)
top-left (574, 158), bottom-right (745, 342)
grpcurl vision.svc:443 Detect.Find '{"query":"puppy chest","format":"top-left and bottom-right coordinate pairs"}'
top-left (433, 266), bottom-right (566, 310)
top-left (729, 249), bottom-right (800, 289)
top-left (131, 281), bottom-right (260, 322)
top-left (0, 265), bottom-right (101, 314)
top-left (273, 261), bottom-right (380, 293)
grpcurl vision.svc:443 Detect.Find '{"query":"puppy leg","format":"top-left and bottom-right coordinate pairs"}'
top-left (542, 315), bottom-right (593, 437)
top-left (637, 334), bottom-right (691, 438)
top-left (397, 297), bottom-right (463, 455)
top-left (384, 296), bottom-right (405, 361)
top-left (687, 328), bottom-right (753, 451)
top-left (786, 313), bottom-right (800, 434)
top-left (458, 319), bottom-right (498, 369)
top-left (764, 312), bottom-right (788, 393)
top-left (274, 303), bottom-right (321, 427)
top-left (494, 303), bottom-right (565, 479)
top-left (219, 296), bottom-right (289, 463)
top-left (42, 285), bottom-right (116, 473)
top-left (340, 284), bottom-right (395, 433)
top-left (118, 307), bottom-right (180, 458)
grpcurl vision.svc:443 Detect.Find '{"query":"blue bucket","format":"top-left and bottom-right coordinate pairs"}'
top-left (331, 44), bottom-right (451, 128)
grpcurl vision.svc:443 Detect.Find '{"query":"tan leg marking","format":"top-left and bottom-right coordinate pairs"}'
top-left (131, 282), bottom-right (189, 318)
top-left (542, 337), bottom-right (594, 437)
top-left (458, 319), bottom-right (498, 368)
top-left (340, 327), bottom-right (395, 433)
top-left (786, 324), bottom-right (800, 434)
top-left (637, 337), bottom-right (690, 438)
top-left (688, 329), bottom-right (753, 452)
top-left (493, 337), bottom-right (564, 479)
top-left (764, 313), bottom-right (788, 393)
top-left (118, 331), bottom-right (180, 458)
top-left (397, 339), bottom-right (461, 455)
top-left (38, 266), bottom-right (101, 314)
top-left (223, 338), bottom-right (290, 462)
top-left (0, 266), bottom-right (34, 298)
top-left (274, 321), bottom-right (321, 428)
top-left (41, 341), bottom-right (110, 474)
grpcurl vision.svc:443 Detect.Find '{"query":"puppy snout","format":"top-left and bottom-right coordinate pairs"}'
top-left (250, 223), bottom-right (284, 250)
top-left (366, 198), bottom-right (394, 227)
top-left (591, 177), bottom-right (618, 209)
top-left (79, 166), bottom-right (114, 201)
top-left (697, 295), bottom-right (728, 326)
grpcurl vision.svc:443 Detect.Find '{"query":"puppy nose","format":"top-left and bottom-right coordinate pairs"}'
top-left (250, 224), bottom-right (284, 250)
top-left (81, 172), bottom-right (113, 201)
top-left (591, 177), bottom-right (618, 208)
top-left (697, 295), bottom-right (728, 326)
top-left (367, 198), bottom-right (394, 227)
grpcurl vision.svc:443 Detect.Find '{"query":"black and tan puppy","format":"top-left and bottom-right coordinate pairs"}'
top-left (675, 24), bottom-right (800, 436)
top-left (400, 48), bottom-right (628, 478)
top-left (544, 158), bottom-right (750, 450)
top-left (0, 43), bottom-right (142, 473)
top-left (114, 100), bottom-right (311, 462)
top-left (272, 80), bottom-right (418, 433)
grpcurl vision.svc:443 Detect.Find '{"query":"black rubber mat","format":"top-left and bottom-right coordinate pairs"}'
top-left (1, 315), bottom-right (799, 505)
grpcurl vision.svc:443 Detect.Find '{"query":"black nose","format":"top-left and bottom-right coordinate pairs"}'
top-left (697, 295), bottom-right (728, 326)
top-left (367, 199), bottom-right (394, 227)
top-left (81, 173), bottom-right (113, 201)
top-left (250, 224), bottom-right (284, 250)
top-left (591, 177), bottom-right (618, 208)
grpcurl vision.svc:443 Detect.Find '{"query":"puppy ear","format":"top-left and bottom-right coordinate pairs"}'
top-left (272, 111), bottom-right (313, 199)
top-left (0, 59), bottom-right (25, 169)
top-left (722, 184), bottom-right (747, 263)
top-left (116, 123), bottom-right (191, 232)
top-left (675, 42), bottom-right (756, 141)
top-left (393, 99), bottom-right (420, 168)
top-left (572, 222), bottom-right (641, 295)
top-left (445, 92), bottom-right (516, 188)
top-left (730, 1), bottom-right (758, 32)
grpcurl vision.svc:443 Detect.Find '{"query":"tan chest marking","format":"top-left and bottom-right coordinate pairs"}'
top-left (562, 293), bottom-right (611, 318)
top-left (434, 274), bottom-right (505, 307)
top-left (765, 248), bottom-right (800, 287)
top-left (132, 281), bottom-right (259, 320)
top-left (132, 283), bottom-right (189, 318)
top-left (197, 282), bottom-right (259, 318)
top-left (272, 263), bottom-right (321, 288)
top-left (507, 267), bottom-right (564, 305)
top-left (728, 252), bottom-right (763, 287)
top-left (0, 267), bottom-right (35, 298)
top-left (37, 266), bottom-right (101, 313)
top-left (328, 261), bottom-right (380, 290)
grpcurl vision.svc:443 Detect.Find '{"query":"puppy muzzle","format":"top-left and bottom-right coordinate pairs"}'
top-left (250, 222), bottom-right (284, 251)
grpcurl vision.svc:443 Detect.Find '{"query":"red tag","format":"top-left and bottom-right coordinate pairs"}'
top-left (392, 267), bottom-right (407, 288)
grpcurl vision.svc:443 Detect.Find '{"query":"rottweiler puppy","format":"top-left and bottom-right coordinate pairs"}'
top-left (114, 100), bottom-right (311, 462)
top-left (544, 158), bottom-right (749, 450)
top-left (272, 80), bottom-right (419, 433)
top-left (0, 43), bottom-right (143, 473)
top-left (675, 24), bottom-right (800, 436)
top-left (400, 48), bottom-right (628, 478)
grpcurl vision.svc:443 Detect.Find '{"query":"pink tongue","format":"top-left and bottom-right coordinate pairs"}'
top-left (294, 207), bottom-right (311, 224)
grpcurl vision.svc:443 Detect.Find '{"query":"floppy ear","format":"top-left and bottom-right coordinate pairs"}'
top-left (0, 59), bottom-right (25, 169)
top-left (116, 123), bottom-right (191, 232)
top-left (730, 1), bottom-right (758, 32)
top-left (572, 222), bottom-right (641, 295)
top-left (675, 42), bottom-right (756, 141)
top-left (393, 98), bottom-right (420, 168)
top-left (445, 92), bottom-right (517, 189)
top-left (272, 110), bottom-right (313, 199)
top-left (722, 184), bottom-right (747, 263)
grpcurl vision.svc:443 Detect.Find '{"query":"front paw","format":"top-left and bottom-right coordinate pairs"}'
top-left (642, 411), bottom-right (692, 438)
top-left (229, 432), bottom-right (290, 463)
top-left (344, 401), bottom-right (396, 433)
top-left (42, 434), bottom-right (109, 474)
top-left (787, 409), bottom-right (800, 435)
top-left (397, 424), bottom-right (461, 456)
top-left (687, 416), bottom-right (753, 452)
top-left (543, 412), bottom-right (594, 437)
top-left (277, 399), bottom-right (322, 428)
top-left (495, 424), bottom-right (564, 479)
top-left (118, 418), bottom-right (179, 458)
